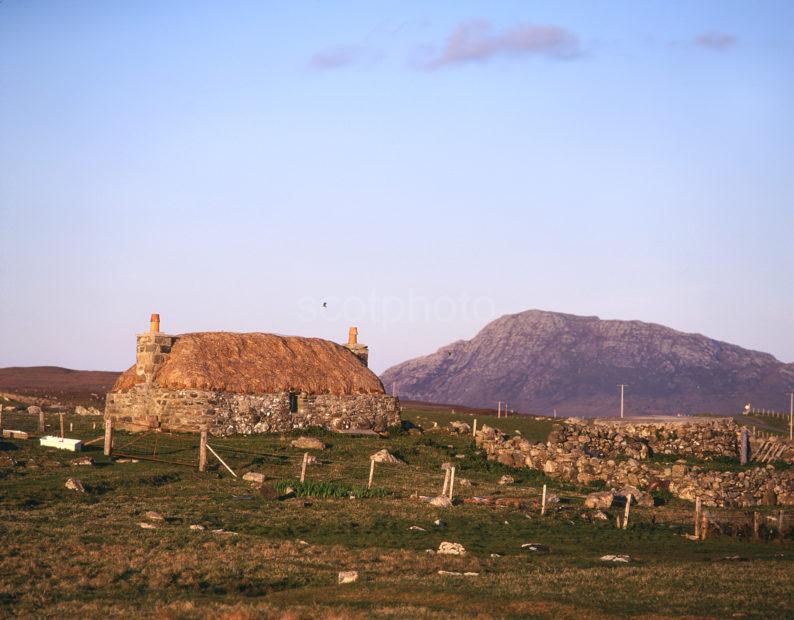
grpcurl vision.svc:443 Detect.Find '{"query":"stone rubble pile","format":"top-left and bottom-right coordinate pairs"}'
top-left (475, 420), bottom-right (794, 508)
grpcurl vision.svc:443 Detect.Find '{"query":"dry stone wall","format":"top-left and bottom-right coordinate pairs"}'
top-left (476, 418), bottom-right (794, 508)
top-left (105, 386), bottom-right (400, 436)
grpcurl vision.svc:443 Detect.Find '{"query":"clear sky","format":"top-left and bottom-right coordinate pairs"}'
top-left (1, 1), bottom-right (792, 374)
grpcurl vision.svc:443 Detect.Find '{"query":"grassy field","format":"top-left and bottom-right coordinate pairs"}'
top-left (0, 406), bottom-right (792, 619)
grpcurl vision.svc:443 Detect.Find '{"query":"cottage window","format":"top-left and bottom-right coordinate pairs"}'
top-left (289, 392), bottom-right (298, 413)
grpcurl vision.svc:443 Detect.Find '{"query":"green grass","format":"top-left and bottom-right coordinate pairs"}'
top-left (1, 408), bottom-right (792, 619)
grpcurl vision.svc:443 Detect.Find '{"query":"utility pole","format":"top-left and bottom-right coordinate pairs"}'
top-left (788, 392), bottom-right (794, 441)
top-left (497, 401), bottom-right (502, 418)
top-left (618, 384), bottom-right (627, 419)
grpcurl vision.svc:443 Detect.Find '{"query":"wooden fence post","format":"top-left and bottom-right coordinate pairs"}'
top-left (448, 466), bottom-right (456, 500)
top-left (623, 494), bottom-right (632, 530)
top-left (0, 408), bottom-right (3, 435)
top-left (103, 418), bottom-right (113, 457)
top-left (441, 467), bottom-right (451, 496)
top-left (740, 429), bottom-right (749, 465)
top-left (541, 484), bottom-right (547, 516)
top-left (38, 411), bottom-right (45, 434)
top-left (753, 511), bottom-right (760, 539)
top-left (59, 413), bottom-right (65, 439)
top-left (300, 452), bottom-right (309, 484)
top-left (472, 419), bottom-right (477, 437)
top-left (198, 428), bottom-right (208, 472)
top-left (69, 422), bottom-right (73, 433)
top-left (700, 512), bottom-right (709, 540)
top-left (368, 458), bottom-right (376, 489)
top-left (694, 498), bottom-right (702, 539)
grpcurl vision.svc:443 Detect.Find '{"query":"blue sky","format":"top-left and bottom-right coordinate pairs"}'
top-left (1, 1), bottom-right (792, 373)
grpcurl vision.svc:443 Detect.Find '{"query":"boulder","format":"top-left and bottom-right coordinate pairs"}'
top-left (65, 478), bottom-right (85, 493)
top-left (438, 541), bottom-right (466, 555)
top-left (498, 475), bottom-right (515, 485)
top-left (584, 491), bottom-right (614, 509)
top-left (290, 437), bottom-right (325, 450)
top-left (243, 471), bottom-right (267, 484)
top-left (370, 449), bottom-right (404, 465)
top-left (144, 511), bottom-right (164, 521)
top-left (449, 421), bottom-right (471, 434)
top-left (338, 571), bottom-right (358, 584)
top-left (429, 495), bottom-right (453, 508)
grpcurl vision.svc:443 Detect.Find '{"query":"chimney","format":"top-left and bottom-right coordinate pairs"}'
top-left (136, 313), bottom-right (173, 384)
top-left (344, 326), bottom-right (369, 367)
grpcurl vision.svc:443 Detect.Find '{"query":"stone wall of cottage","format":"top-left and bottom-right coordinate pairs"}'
top-left (105, 386), bottom-right (401, 436)
top-left (473, 419), bottom-right (794, 507)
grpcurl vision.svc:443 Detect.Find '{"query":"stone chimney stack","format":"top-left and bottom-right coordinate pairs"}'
top-left (344, 326), bottom-right (369, 367)
top-left (136, 313), bottom-right (174, 385)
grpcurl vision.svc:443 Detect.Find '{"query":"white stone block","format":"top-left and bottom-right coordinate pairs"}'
top-left (3, 429), bottom-right (29, 440)
top-left (39, 436), bottom-right (82, 451)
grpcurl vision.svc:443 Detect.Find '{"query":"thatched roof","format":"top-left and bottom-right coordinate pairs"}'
top-left (111, 332), bottom-right (384, 395)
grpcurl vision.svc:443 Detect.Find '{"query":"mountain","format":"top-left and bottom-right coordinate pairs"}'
top-left (0, 366), bottom-right (121, 406)
top-left (380, 310), bottom-right (794, 417)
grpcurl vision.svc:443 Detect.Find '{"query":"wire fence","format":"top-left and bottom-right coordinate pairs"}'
top-left (2, 412), bottom-right (791, 542)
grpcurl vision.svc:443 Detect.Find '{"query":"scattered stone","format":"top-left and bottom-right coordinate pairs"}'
top-left (370, 449), bottom-right (404, 465)
top-left (26, 405), bottom-right (42, 415)
top-left (458, 478), bottom-right (472, 487)
top-left (437, 570), bottom-right (479, 576)
top-left (211, 529), bottom-right (238, 536)
top-left (490, 553), bottom-right (502, 558)
top-left (65, 477), bottom-right (85, 493)
top-left (449, 421), bottom-right (471, 434)
top-left (0, 456), bottom-right (18, 468)
top-left (280, 486), bottom-right (296, 499)
top-left (74, 405), bottom-right (102, 415)
top-left (290, 437), bottom-right (325, 450)
top-left (139, 522), bottom-right (157, 530)
top-left (429, 495), bottom-right (453, 508)
top-left (144, 511), bottom-right (164, 521)
top-left (242, 471), bottom-right (266, 484)
top-left (600, 554), bottom-right (631, 563)
top-left (115, 458), bottom-right (139, 463)
top-left (438, 541), bottom-right (466, 555)
top-left (338, 570), bottom-right (358, 584)
top-left (464, 496), bottom-right (494, 506)
top-left (433, 519), bottom-right (446, 528)
top-left (71, 456), bottom-right (95, 466)
top-left (498, 475), bottom-right (515, 485)
top-left (495, 497), bottom-right (522, 509)
top-left (592, 510), bottom-right (609, 521)
top-left (189, 524), bottom-right (205, 531)
top-left (584, 491), bottom-right (615, 509)
top-left (408, 525), bottom-right (427, 531)
top-left (521, 543), bottom-right (550, 553)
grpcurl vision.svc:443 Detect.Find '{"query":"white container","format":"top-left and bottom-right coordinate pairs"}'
top-left (39, 436), bottom-right (82, 452)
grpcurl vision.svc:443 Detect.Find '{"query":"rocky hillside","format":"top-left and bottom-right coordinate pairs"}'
top-left (0, 366), bottom-right (120, 407)
top-left (381, 310), bottom-right (794, 417)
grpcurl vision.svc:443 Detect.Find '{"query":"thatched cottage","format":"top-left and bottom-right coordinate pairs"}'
top-left (105, 315), bottom-right (400, 435)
